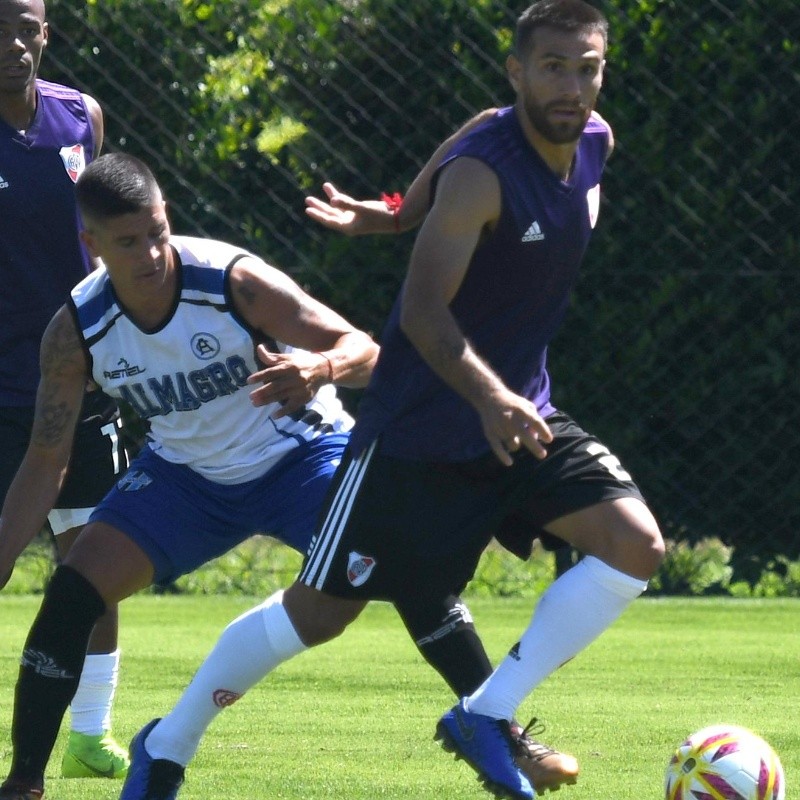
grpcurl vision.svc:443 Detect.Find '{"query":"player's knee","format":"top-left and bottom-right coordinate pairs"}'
top-left (594, 501), bottom-right (664, 580)
top-left (397, 593), bottom-right (475, 644)
top-left (621, 499), bottom-right (663, 569)
top-left (638, 523), bottom-right (665, 577)
top-left (620, 514), bottom-right (664, 579)
top-left (284, 582), bottom-right (364, 646)
top-left (299, 612), bottom-right (349, 646)
top-left (26, 565), bottom-right (107, 655)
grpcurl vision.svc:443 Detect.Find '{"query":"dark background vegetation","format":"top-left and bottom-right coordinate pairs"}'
top-left (43, 0), bottom-right (799, 583)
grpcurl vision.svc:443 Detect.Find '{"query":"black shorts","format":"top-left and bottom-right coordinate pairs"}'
top-left (300, 411), bottom-right (645, 603)
top-left (0, 389), bottom-right (127, 512)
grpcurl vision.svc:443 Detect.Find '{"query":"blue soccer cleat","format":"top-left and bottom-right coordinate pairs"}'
top-left (436, 699), bottom-right (535, 800)
top-left (119, 719), bottom-right (185, 800)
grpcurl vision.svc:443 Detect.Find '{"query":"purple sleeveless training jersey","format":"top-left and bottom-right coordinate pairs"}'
top-left (350, 106), bottom-right (610, 461)
top-left (0, 80), bottom-right (96, 405)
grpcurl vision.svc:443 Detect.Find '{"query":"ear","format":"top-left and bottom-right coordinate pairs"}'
top-left (79, 229), bottom-right (99, 259)
top-left (506, 53), bottom-right (522, 93)
top-left (42, 21), bottom-right (49, 48)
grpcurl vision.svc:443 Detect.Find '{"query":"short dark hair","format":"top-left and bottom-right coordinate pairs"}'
top-left (76, 153), bottom-right (162, 222)
top-left (514, 0), bottom-right (608, 57)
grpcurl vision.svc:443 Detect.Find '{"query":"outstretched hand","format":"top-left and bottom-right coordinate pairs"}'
top-left (304, 182), bottom-right (395, 236)
top-left (247, 345), bottom-right (328, 419)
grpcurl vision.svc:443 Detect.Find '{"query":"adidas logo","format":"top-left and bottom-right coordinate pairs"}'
top-left (521, 220), bottom-right (545, 242)
top-left (0, 174), bottom-right (8, 189)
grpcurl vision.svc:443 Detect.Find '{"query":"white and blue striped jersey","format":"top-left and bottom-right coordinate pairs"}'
top-left (69, 235), bottom-right (352, 484)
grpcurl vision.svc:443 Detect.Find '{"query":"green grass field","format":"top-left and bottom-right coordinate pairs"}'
top-left (1, 595), bottom-right (798, 799)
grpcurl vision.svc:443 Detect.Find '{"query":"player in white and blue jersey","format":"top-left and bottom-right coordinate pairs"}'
top-left (0, 152), bottom-right (378, 800)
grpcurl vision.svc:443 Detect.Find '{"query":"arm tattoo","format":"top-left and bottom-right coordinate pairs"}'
top-left (34, 400), bottom-right (72, 446)
top-left (235, 276), bottom-right (259, 307)
top-left (41, 312), bottom-right (83, 378)
top-left (430, 333), bottom-right (466, 368)
top-left (32, 311), bottom-right (86, 448)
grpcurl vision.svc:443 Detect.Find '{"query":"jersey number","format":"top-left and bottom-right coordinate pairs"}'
top-left (101, 422), bottom-right (123, 475)
top-left (586, 442), bottom-right (632, 482)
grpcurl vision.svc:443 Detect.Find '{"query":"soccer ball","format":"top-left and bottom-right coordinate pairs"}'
top-left (665, 724), bottom-right (785, 800)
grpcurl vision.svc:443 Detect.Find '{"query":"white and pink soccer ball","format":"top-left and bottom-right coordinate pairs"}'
top-left (665, 724), bottom-right (785, 800)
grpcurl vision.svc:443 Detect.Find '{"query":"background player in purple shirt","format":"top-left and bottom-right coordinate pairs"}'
top-left (0, 0), bottom-right (130, 782)
top-left (119, 3), bottom-right (664, 800)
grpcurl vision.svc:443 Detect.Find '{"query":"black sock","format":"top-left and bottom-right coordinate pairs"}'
top-left (396, 594), bottom-right (493, 698)
top-left (8, 565), bottom-right (106, 783)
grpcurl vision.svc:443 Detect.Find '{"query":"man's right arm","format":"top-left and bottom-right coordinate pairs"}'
top-left (399, 157), bottom-right (553, 466)
top-left (0, 306), bottom-right (89, 588)
top-left (228, 257), bottom-right (379, 417)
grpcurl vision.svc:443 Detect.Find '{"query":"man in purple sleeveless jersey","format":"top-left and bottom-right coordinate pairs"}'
top-left (0, 0), bottom-right (130, 785)
top-left (118, 3), bottom-right (664, 800)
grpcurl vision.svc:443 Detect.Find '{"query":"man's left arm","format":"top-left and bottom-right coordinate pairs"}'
top-left (304, 108), bottom-right (499, 236)
top-left (82, 93), bottom-right (105, 273)
top-left (82, 93), bottom-right (104, 156)
top-left (590, 110), bottom-right (614, 158)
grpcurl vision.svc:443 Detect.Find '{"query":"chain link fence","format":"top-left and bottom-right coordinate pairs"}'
top-left (43, 0), bottom-right (799, 581)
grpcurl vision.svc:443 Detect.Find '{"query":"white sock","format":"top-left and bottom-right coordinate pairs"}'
top-left (69, 649), bottom-right (120, 735)
top-left (467, 556), bottom-right (647, 721)
top-left (146, 591), bottom-right (306, 766)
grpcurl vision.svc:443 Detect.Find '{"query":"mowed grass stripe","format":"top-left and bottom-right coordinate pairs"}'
top-left (1, 595), bottom-right (797, 799)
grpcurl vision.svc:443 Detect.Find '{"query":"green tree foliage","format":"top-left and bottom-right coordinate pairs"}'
top-left (48, 0), bottom-right (515, 329)
top-left (42, 0), bottom-right (799, 580)
top-left (178, 0), bottom-right (515, 331)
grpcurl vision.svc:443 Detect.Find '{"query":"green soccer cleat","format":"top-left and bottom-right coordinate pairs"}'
top-left (61, 731), bottom-right (131, 779)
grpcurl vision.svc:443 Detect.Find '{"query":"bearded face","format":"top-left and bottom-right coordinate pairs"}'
top-left (510, 26), bottom-right (605, 146)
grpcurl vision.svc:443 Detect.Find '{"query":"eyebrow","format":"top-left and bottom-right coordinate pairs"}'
top-left (538, 51), bottom-right (603, 61)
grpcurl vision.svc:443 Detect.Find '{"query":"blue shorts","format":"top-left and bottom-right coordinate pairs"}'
top-left (89, 433), bottom-right (348, 584)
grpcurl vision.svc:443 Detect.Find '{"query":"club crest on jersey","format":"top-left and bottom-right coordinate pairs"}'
top-left (117, 469), bottom-right (153, 492)
top-left (347, 551), bottom-right (376, 587)
top-left (59, 144), bottom-right (86, 183)
top-left (191, 332), bottom-right (221, 360)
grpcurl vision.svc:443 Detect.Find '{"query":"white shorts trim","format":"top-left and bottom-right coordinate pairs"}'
top-left (47, 507), bottom-right (94, 535)
top-left (301, 440), bottom-right (377, 590)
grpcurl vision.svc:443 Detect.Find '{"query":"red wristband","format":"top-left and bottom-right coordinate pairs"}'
top-left (380, 191), bottom-right (404, 234)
